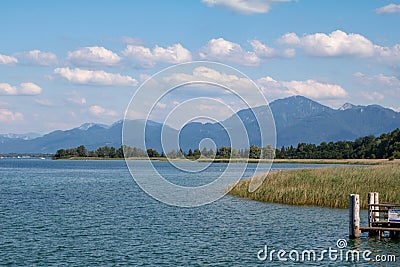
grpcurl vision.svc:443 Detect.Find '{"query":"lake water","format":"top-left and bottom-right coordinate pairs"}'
top-left (1, 159), bottom-right (399, 266)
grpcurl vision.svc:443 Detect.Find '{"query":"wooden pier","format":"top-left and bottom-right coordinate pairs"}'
top-left (350, 192), bottom-right (400, 238)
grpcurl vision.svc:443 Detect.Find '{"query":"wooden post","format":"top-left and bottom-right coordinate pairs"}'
top-left (350, 194), bottom-right (360, 239)
top-left (368, 192), bottom-right (375, 227)
top-left (374, 192), bottom-right (379, 222)
top-left (368, 192), bottom-right (379, 236)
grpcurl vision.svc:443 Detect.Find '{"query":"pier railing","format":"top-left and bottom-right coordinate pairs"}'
top-left (350, 192), bottom-right (400, 238)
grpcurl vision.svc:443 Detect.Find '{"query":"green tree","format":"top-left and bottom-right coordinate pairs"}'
top-left (76, 145), bottom-right (87, 157)
top-left (249, 145), bottom-right (261, 159)
top-left (147, 148), bottom-right (160, 158)
top-left (193, 149), bottom-right (201, 159)
top-left (217, 146), bottom-right (231, 159)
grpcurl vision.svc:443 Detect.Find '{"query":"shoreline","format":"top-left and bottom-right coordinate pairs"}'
top-left (53, 157), bottom-right (388, 165)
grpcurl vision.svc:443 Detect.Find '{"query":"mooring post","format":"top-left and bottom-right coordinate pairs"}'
top-left (374, 192), bottom-right (379, 223)
top-left (349, 194), bottom-right (360, 238)
top-left (368, 192), bottom-right (380, 236)
top-left (368, 192), bottom-right (375, 227)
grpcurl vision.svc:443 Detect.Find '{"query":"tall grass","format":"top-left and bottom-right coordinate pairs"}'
top-left (227, 161), bottom-right (400, 209)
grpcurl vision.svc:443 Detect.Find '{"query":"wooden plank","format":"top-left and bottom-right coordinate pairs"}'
top-left (368, 203), bottom-right (400, 207)
top-left (372, 221), bottom-right (400, 225)
top-left (360, 226), bottom-right (400, 232)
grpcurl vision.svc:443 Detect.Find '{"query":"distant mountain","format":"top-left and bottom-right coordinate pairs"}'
top-left (270, 96), bottom-right (400, 146)
top-left (1, 95), bottom-right (400, 153)
top-left (0, 132), bottom-right (41, 140)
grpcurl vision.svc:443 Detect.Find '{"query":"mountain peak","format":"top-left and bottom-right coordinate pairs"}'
top-left (78, 122), bottom-right (108, 131)
top-left (339, 103), bottom-right (356, 111)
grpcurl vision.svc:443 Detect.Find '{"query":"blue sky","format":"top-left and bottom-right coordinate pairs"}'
top-left (1, 0), bottom-right (400, 134)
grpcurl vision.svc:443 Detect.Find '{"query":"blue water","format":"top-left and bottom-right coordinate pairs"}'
top-left (0, 159), bottom-right (399, 266)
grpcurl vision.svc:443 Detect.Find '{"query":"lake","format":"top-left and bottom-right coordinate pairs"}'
top-left (0, 159), bottom-right (399, 266)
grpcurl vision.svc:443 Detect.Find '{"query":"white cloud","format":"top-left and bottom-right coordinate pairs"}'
top-left (354, 72), bottom-right (400, 100)
top-left (279, 30), bottom-right (375, 57)
top-left (0, 82), bottom-right (42, 95)
top-left (376, 4), bottom-right (400, 14)
top-left (19, 83), bottom-right (42, 95)
top-left (156, 102), bottom-right (167, 109)
top-left (65, 91), bottom-right (87, 105)
top-left (120, 36), bottom-right (145, 45)
top-left (89, 105), bottom-right (118, 117)
top-left (123, 43), bottom-right (192, 68)
top-left (201, 0), bottom-right (291, 14)
top-left (354, 72), bottom-right (400, 88)
top-left (0, 54), bottom-right (18, 65)
top-left (199, 38), bottom-right (260, 66)
top-left (278, 32), bottom-right (300, 45)
top-left (374, 44), bottom-right (400, 69)
top-left (257, 76), bottom-right (348, 99)
top-left (54, 67), bottom-right (138, 86)
top-left (17, 50), bottom-right (57, 66)
top-left (68, 46), bottom-right (121, 67)
top-left (250, 40), bottom-right (295, 58)
top-left (0, 83), bottom-right (17, 95)
top-left (163, 66), bottom-right (253, 90)
top-left (360, 91), bottom-right (385, 101)
top-left (35, 99), bottom-right (54, 107)
top-left (0, 109), bottom-right (23, 122)
top-left (278, 30), bottom-right (400, 68)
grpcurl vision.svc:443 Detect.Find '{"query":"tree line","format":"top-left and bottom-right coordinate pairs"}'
top-left (52, 144), bottom-right (274, 160)
top-left (53, 128), bottom-right (400, 160)
top-left (275, 128), bottom-right (400, 160)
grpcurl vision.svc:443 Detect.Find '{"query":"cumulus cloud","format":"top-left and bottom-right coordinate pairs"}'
top-left (0, 82), bottom-right (42, 95)
top-left (374, 44), bottom-right (400, 69)
top-left (278, 30), bottom-right (400, 68)
top-left (123, 43), bottom-right (192, 68)
top-left (89, 105), bottom-right (118, 117)
top-left (279, 30), bottom-right (375, 57)
top-left (68, 46), bottom-right (121, 67)
top-left (0, 54), bottom-right (18, 65)
top-left (376, 4), bottom-right (400, 14)
top-left (163, 66), bottom-right (253, 90)
top-left (17, 50), bottom-right (57, 66)
top-left (53, 67), bottom-right (138, 86)
top-left (257, 76), bottom-right (348, 99)
top-left (201, 0), bottom-right (291, 14)
top-left (199, 38), bottom-right (260, 66)
top-left (19, 83), bottom-right (42, 95)
top-left (0, 109), bottom-right (23, 122)
top-left (250, 40), bottom-right (295, 58)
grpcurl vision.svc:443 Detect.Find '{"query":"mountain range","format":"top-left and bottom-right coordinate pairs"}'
top-left (1, 95), bottom-right (400, 154)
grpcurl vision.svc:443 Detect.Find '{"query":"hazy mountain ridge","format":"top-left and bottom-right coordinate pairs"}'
top-left (1, 96), bottom-right (399, 153)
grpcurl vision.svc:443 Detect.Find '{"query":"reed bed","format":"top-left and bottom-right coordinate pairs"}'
top-left (227, 161), bottom-right (400, 209)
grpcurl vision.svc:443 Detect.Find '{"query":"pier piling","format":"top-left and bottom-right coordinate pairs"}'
top-left (349, 194), bottom-right (360, 239)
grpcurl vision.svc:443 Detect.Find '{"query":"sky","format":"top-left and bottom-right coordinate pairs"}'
top-left (1, 0), bottom-right (400, 134)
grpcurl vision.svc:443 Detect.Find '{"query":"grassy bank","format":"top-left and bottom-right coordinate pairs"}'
top-left (227, 160), bottom-right (400, 209)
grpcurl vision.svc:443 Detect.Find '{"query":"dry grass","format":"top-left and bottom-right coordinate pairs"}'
top-left (227, 160), bottom-right (400, 209)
